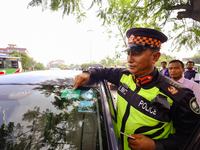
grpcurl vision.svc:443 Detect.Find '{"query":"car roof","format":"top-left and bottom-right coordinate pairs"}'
top-left (0, 70), bottom-right (98, 87)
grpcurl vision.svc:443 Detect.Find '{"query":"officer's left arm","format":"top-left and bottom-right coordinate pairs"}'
top-left (154, 92), bottom-right (200, 150)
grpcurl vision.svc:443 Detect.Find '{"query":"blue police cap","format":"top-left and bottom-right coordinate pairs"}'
top-left (125, 28), bottom-right (168, 52)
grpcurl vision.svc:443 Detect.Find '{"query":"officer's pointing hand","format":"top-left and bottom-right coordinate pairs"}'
top-left (73, 73), bottom-right (90, 90)
top-left (128, 134), bottom-right (156, 150)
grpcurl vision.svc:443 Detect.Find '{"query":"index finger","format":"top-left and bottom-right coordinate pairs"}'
top-left (73, 83), bottom-right (80, 90)
top-left (73, 81), bottom-right (80, 90)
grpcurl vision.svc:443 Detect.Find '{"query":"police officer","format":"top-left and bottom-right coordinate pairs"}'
top-left (74, 28), bottom-right (200, 150)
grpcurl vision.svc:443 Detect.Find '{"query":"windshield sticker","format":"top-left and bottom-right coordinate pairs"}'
top-left (78, 101), bottom-right (96, 113)
top-left (80, 90), bottom-right (95, 100)
top-left (61, 89), bottom-right (81, 99)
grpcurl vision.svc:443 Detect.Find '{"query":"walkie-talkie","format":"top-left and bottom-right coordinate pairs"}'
top-left (151, 94), bottom-right (170, 112)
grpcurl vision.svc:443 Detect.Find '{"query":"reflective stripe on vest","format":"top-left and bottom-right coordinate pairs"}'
top-left (117, 74), bottom-right (175, 150)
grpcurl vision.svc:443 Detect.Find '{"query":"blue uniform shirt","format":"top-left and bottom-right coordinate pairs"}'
top-left (160, 68), bottom-right (171, 78)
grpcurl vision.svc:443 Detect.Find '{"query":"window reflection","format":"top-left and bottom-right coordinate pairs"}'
top-left (0, 85), bottom-right (106, 150)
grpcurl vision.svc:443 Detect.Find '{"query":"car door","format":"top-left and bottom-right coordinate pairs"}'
top-left (183, 121), bottom-right (200, 150)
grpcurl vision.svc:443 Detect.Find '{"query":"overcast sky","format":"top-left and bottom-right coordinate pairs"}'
top-left (0, 1), bottom-right (198, 66)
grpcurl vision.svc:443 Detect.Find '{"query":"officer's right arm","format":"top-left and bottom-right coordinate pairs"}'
top-left (73, 72), bottom-right (90, 90)
top-left (73, 67), bottom-right (125, 90)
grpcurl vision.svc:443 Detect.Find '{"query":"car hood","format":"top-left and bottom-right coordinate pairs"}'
top-left (0, 70), bottom-right (82, 85)
top-left (0, 70), bottom-right (99, 87)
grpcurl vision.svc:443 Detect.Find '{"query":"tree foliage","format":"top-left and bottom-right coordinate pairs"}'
top-left (28, 0), bottom-right (200, 52)
top-left (99, 55), bottom-right (115, 67)
top-left (99, 55), bottom-right (123, 67)
top-left (28, 57), bottom-right (36, 71)
top-left (0, 85), bottom-right (102, 149)
top-left (28, 0), bottom-right (94, 22)
top-left (9, 51), bottom-right (30, 69)
top-left (98, 0), bottom-right (200, 51)
top-left (9, 51), bottom-right (46, 70)
top-left (81, 63), bottom-right (91, 70)
top-left (34, 62), bottom-right (46, 70)
top-left (190, 54), bottom-right (200, 64)
top-left (156, 53), bottom-right (176, 69)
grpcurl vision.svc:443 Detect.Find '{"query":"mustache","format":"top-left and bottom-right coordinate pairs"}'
top-left (128, 63), bottom-right (136, 66)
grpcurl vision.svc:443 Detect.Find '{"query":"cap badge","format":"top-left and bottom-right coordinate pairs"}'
top-left (128, 34), bottom-right (135, 44)
top-left (168, 86), bottom-right (178, 95)
top-left (189, 97), bottom-right (200, 114)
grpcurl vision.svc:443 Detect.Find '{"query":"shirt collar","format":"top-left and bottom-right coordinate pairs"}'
top-left (177, 76), bottom-right (184, 84)
top-left (132, 67), bottom-right (158, 87)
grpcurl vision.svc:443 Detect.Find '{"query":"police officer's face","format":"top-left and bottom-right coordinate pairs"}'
top-left (168, 62), bottom-right (184, 81)
top-left (127, 49), bottom-right (159, 77)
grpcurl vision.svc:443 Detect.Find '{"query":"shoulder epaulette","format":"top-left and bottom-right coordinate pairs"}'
top-left (158, 74), bottom-right (193, 102)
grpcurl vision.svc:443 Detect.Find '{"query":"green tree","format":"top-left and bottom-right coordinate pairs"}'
top-left (9, 51), bottom-right (30, 70)
top-left (34, 62), bottom-right (46, 70)
top-left (69, 64), bottom-right (74, 67)
top-left (28, 57), bottom-right (36, 71)
top-left (99, 55), bottom-right (115, 67)
top-left (28, 0), bottom-right (200, 51)
top-left (58, 64), bottom-right (69, 69)
top-left (156, 53), bottom-right (176, 70)
top-left (81, 63), bottom-right (91, 70)
top-left (99, 59), bottom-right (107, 67)
top-left (98, 0), bottom-right (200, 51)
top-left (74, 64), bottom-right (81, 69)
top-left (80, 62), bottom-right (98, 70)
top-left (28, 0), bottom-right (88, 23)
top-left (190, 54), bottom-right (200, 64)
top-left (57, 64), bottom-right (64, 69)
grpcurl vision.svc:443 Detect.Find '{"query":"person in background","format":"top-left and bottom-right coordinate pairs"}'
top-left (73, 28), bottom-right (200, 150)
top-left (168, 60), bottom-right (200, 106)
top-left (184, 60), bottom-right (200, 84)
top-left (160, 61), bottom-right (171, 78)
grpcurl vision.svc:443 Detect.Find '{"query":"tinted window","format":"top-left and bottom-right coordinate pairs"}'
top-left (0, 85), bottom-right (107, 150)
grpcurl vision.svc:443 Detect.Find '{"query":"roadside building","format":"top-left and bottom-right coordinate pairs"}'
top-left (47, 59), bottom-right (65, 69)
top-left (0, 44), bottom-right (30, 56)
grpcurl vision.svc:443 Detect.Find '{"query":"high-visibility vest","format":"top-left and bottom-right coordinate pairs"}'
top-left (117, 74), bottom-right (175, 150)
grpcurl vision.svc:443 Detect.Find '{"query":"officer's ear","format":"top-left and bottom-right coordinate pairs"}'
top-left (150, 49), bottom-right (160, 64)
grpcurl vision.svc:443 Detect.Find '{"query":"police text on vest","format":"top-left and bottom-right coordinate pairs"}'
top-left (138, 100), bottom-right (157, 115)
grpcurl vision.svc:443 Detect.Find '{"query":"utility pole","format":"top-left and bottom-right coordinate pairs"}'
top-left (87, 29), bottom-right (93, 63)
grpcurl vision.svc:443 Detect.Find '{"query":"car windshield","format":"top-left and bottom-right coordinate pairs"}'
top-left (0, 84), bottom-right (106, 150)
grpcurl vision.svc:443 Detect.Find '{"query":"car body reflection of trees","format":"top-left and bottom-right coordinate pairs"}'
top-left (0, 80), bottom-right (108, 150)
